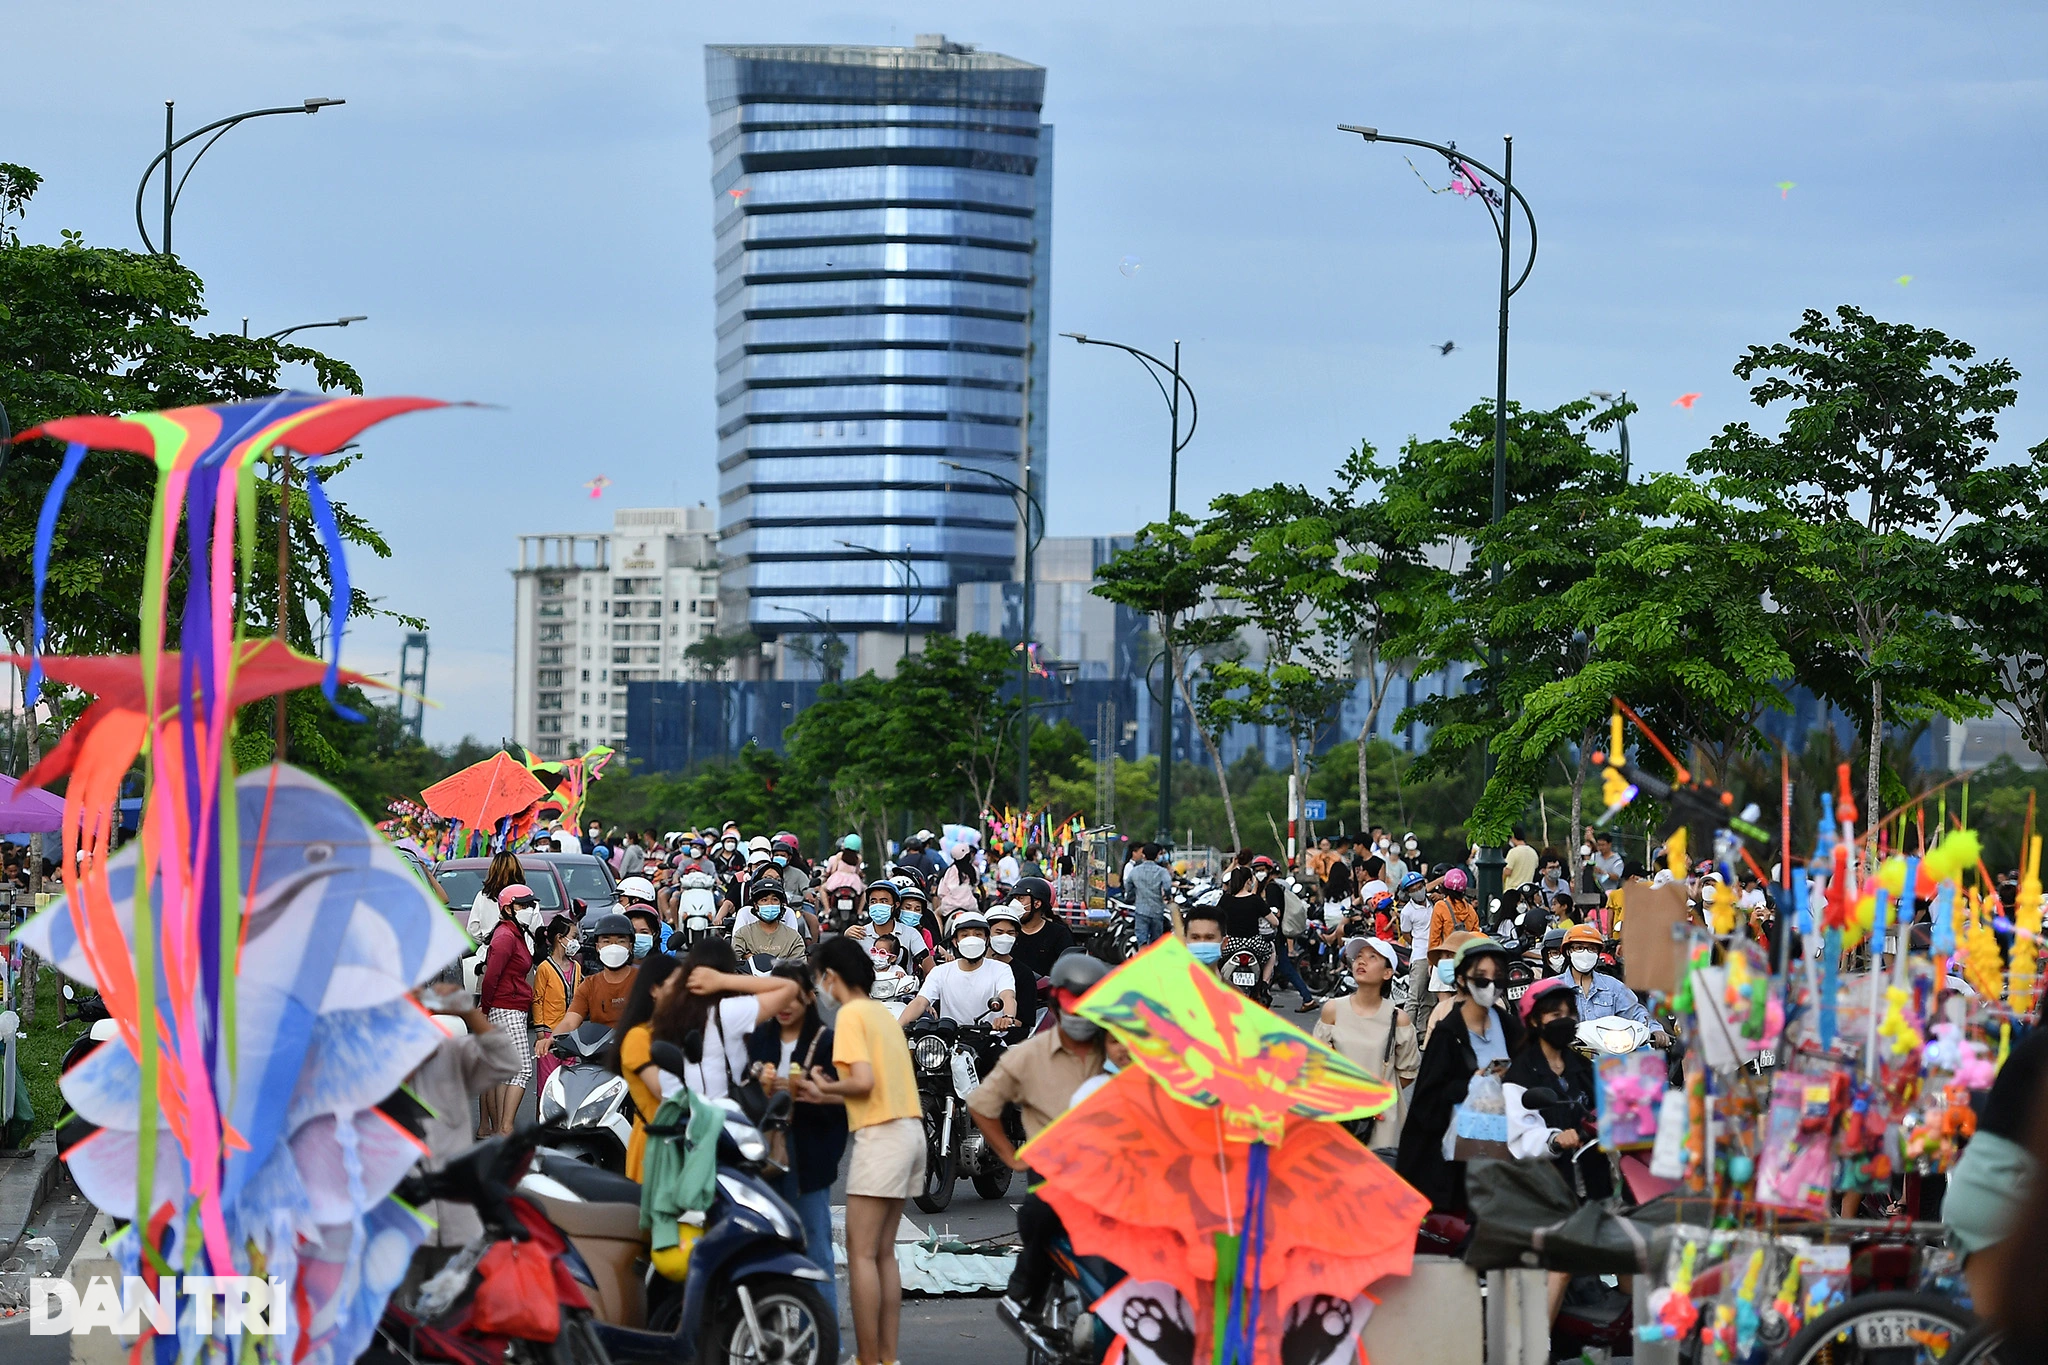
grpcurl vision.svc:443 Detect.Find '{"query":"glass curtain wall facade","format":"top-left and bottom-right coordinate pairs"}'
top-left (705, 39), bottom-right (1050, 660)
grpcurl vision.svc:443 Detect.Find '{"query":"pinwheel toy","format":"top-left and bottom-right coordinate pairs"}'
top-left (11, 393), bottom-right (468, 1361)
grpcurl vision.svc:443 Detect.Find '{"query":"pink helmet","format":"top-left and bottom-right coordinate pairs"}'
top-left (1441, 868), bottom-right (1469, 892)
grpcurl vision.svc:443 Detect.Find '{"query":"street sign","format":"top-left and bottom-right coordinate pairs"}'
top-left (1302, 799), bottom-right (1328, 821)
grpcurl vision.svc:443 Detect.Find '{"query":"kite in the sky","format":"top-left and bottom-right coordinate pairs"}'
top-left (1404, 152), bottom-right (1503, 211)
top-left (586, 474), bottom-right (612, 499)
top-left (1672, 393), bottom-right (1702, 409)
top-left (1776, 181), bottom-right (1796, 199)
top-left (728, 187), bottom-right (747, 200)
top-left (1897, 275), bottom-right (1913, 287)
top-left (1435, 340), bottom-right (1457, 356)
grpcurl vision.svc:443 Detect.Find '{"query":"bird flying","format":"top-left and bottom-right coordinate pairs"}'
top-left (1435, 341), bottom-right (1457, 356)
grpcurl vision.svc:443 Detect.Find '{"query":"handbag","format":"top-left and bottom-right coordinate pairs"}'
top-left (1447, 1067), bottom-right (1513, 1163)
top-left (470, 1240), bottom-right (560, 1340)
top-left (1343, 1006), bottom-right (1408, 1158)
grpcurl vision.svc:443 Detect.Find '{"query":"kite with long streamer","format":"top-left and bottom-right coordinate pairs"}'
top-left (11, 393), bottom-right (466, 1361)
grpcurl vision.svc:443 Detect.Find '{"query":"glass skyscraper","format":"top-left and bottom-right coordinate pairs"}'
top-left (705, 37), bottom-right (1051, 673)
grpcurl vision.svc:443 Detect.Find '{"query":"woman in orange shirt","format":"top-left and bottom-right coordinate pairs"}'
top-left (608, 952), bottom-right (681, 1182)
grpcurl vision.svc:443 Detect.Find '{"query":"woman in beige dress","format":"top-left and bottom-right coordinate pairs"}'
top-left (1314, 938), bottom-right (1421, 1149)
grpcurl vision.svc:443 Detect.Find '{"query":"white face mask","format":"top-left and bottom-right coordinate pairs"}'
top-left (957, 936), bottom-right (988, 961)
top-left (563, 935), bottom-right (580, 954)
top-left (597, 943), bottom-right (631, 969)
top-left (990, 933), bottom-right (1017, 955)
top-left (517, 908), bottom-right (541, 930)
top-left (1468, 981), bottom-right (1500, 1009)
top-left (1569, 950), bottom-right (1599, 974)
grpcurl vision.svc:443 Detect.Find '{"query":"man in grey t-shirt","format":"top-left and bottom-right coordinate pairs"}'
top-left (1123, 843), bottom-right (1174, 947)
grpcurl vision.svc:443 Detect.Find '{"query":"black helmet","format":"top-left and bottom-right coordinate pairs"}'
top-left (1049, 950), bottom-right (1112, 995)
top-left (748, 877), bottom-right (786, 905)
top-left (1012, 875), bottom-right (1053, 910)
top-left (586, 911), bottom-right (634, 940)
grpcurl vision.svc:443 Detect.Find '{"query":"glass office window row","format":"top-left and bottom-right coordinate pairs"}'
top-left (729, 488), bottom-right (1017, 523)
top-left (721, 313), bottom-right (1024, 354)
top-left (723, 102), bottom-right (1043, 131)
top-left (731, 166), bottom-right (1035, 213)
top-left (731, 278), bottom-right (1030, 317)
top-left (742, 557), bottom-right (1001, 591)
top-left (736, 125), bottom-right (1040, 159)
top-left (724, 348), bottom-right (1025, 386)
top-left (733, 529), bottom-right (1015, 570)
top-left (727, 206), bottom-right (1034, 249)
top-left (740, 241), bottom-right (1031, 282)
top-left (720, 418), bottom-right (1020, 461)
top-left (727, 382), bottom-right (1024, 421)
top-left (748, 594), bottom-right (955, 629)
top-left (715, 451), bottom-right (1023, 492)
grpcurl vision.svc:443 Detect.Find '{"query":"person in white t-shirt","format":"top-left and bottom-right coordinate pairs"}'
top-left (897, 912), bottom-right (1018, 1028)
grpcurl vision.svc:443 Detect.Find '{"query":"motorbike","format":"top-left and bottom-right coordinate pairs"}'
top-left (1002, 1231), bottom-right (1123, 1365)
top-left (823, 887), bottom-right (860, 932)
top-left (368, 1124), bottom-right (612, 1365)
top-left (520, 1043), bottom-right (834, 1365)
top-left (904, 1016), bottom-right (1013, 1211)
top-left (674, 872), bottom-right (719, 948)
top-left (1087, 910), bottom-right (1135, 967)
top-left (1574, 1015), bottom-right (1653, 1056)
top-left (537, 1021), bottom-right (630, 1172)
top-left (1220, 947), bottom-right (1271, 1006)
top-left (870, 968), bottom-right (921, 1020)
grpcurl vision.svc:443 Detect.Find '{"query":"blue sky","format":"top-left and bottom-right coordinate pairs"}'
top-left (9, 2), bottom-right (2045, 744)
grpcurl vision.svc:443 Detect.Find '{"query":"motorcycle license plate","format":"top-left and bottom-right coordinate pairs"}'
top-left (1853, 1314), bottom-right (1928, 1349)
top-left (1232, 971), bottom-right (1258, 987)
top-left (1506, 984), bottom-right (1527, 1001)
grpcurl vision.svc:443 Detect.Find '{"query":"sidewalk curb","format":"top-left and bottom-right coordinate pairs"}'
top-left (0, 1132), bottom-right (60, 1262)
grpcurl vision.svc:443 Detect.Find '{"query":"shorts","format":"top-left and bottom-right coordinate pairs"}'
top-left (845, 1116), bottom-right (926, 1199)
top-left (487, 1009), bottom-right (534, 1089)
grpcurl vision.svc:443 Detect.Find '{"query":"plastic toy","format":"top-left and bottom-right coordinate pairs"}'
top-left (1639, 1241), bottom-right (1701, 1343)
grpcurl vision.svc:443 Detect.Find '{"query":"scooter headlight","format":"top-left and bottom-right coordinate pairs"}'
top-left (723, 1115), bottom-right (770, 1165)
top-left (718, 1173), bottom-right (799, 1241)
top-left (539, 1070), bottom-right (569, 1123)
top-left (574, 1075), bottom-right (627, 1126)
top-left (913, 1035), bottom-right (950, 1073)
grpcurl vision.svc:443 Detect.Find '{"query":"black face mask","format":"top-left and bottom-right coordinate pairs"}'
top-left (1539, 1017), bottom-right (1579, 1050)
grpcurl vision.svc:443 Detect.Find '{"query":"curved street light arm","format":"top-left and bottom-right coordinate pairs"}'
top-left (941, 460), bottom-right (1045, 551)
top-left (1336, 126), bottom-right (1538, 298)
top-left (135, 100), bottom-right (345, 253)
top-left (1059, 333), bottom-right (1200, 454)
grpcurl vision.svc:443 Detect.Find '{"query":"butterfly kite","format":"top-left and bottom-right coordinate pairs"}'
top-left (1023, 936), bottom-right (1423, 1365)
top-left (1405, 152), bottom-right (1502, 211)
top-left (1776, 181), bottom-right (1796, 199)
top-left (10, 393), bottom-right (470, 1362)
top-left (586, 474), bottom-right (612, 499)
top-left (1672, 392), bottom-right (1702, 409)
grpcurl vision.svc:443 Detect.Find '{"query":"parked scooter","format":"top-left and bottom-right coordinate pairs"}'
top-left (519, 1040), bottom-right (834, 1365)
top-left (537, 1021), bottom-right (630, 1173)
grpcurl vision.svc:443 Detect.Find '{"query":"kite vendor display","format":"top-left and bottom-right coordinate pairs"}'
top-left (8, 394), bottom-right (472, 1363)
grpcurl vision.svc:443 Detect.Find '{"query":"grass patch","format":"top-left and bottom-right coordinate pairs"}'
top-left (7, 965), bottom-right (92, 1147)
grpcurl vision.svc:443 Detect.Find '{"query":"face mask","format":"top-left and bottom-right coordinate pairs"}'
top-left (1255, 870), bottom-right (1268, 881)
top-left (724, 840), bottom-right (738, 851)
top-left (991, 933), bottom-right (1017, 955)
top-left (1540, 1017), bottom-right (1579, 1049)
top-left (814, 982), bottom-right (841, 1024)
top-left (957, 936), bottom-right (988, 960)
top-left (632, 932), bottom-right (653, 959)
top-left (1569, 950), bottom-right (1599, 974)
top-left (867, 905), bottom-right (893, 925)
top-left (899, 909), bottom-right (923, 929)
top-left (757, 903), bottom-right (782, 922)
top-left (1058, 1013), bottom-right (1102, 1042)
top-left (564, 935), bottom-right (580, 954)
top-left (517, 908), bottom-right (541, 930)
top-left (1188, 941), bottom-right (1223, 964)
top-left (773, 854), bottom-right (788, 866)
top-left (598, 943), bottom-right (631, 969)
top-left (1547, 953), bottom-right (1565, 972)
top-left (1467, 981), bottom-right (1500, 1009)
top-left (1432, 961), bottom-right (1456, 990)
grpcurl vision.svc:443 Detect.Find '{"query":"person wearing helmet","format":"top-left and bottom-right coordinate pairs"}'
top-left (549, 910), bottom-right (639, 1044)
top-left (1505, 974), bottom-right (1613, 1318)
top-left (616, 872), bottom-right (664, 939)
top-left (1396, 935), bottom-right (1522, 1214)
top-left (984, 903), bottom-right (1039, 1031)
top-left (898, 911), bottom-right (1017, 1029)
top-left (733, 878), bottom-right (808, 963)
top-left (1560, 922), bottom-right (1661, 1039)
top-left (1007, 874), bottom-right (1074, 983)
top-left (846, 879), bottom-right (933, 977)
top-left (1427, 867), bottom-right (1481, 959)
top-left (970, 952), bottom-right (1111, 1335)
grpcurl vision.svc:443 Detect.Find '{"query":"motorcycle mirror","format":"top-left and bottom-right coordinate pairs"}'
top-left (650, 1039), bottom-right (691, 1075)
top-left (573, 899), bottom-right (587, 915)
top-left (62, 983), bottom-right (76, 1001)
top-left (1522, 1087), bottom-right (1564, 1107)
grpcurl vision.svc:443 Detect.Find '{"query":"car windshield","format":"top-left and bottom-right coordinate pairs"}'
top-left (554, 862), bottom-right (616, 900)
top-left (435, 867), bottom-right (561, 909)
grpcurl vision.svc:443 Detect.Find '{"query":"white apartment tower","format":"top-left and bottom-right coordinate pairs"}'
top-left (512, 506), bottom-right (723, 757)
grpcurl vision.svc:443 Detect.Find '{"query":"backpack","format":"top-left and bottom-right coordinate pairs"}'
top-left (1280, 881), bottom-right (1309, 937)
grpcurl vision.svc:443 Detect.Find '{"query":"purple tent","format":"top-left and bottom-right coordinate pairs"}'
top-left (0, 773), bottom-right (64, 835)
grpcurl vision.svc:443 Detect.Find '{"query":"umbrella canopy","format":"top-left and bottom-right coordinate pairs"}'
top-left (0, 773), bottom-right (65, 834)
top-left (421, 751), bottom-right (546, 831)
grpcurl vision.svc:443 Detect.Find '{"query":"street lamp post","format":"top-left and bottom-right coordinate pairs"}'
top-left (1339, 125), bottom-right (1538, 912)
top-left (942, 462), bottom-right (1043, 815)
top-left (137, 98), bottom-right (345, 257)
top-left (836, 540), bottom-right (925, 666)
top-left (1059, 333), bottom-right (1198, 849)
top-left (1590, 391), bottom-right (1631, 486)
top-left (769, 605), bottom-right (844, 683)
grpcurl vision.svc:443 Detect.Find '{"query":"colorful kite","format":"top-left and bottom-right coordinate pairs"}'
top-left (11, 392), bottom-right (464, 1358)
top-left (517, 742), bottom-right (617, 832)
top-left (585, 474), bottom-right (611, 499)
top-left (1039, 937), bottom-right (1419, 1365)
top-left (1776, 181), bottom-right (1796, 199)
top-left (1896, 275), bottom-right (1913, 287)
top-left (1672, 392), bottom-right (1702, 409)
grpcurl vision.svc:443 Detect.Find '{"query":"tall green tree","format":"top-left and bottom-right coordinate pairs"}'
top-left (1692, 305), bottom-right (2015, 837)
top-left (1093, 514), bottom-right (1245, 847)
top-left (1947, 443), bottom-right (2048, 765)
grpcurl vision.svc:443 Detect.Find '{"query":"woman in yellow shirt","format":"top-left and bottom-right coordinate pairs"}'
top-left (796, 937), bottom-right (921, 1365)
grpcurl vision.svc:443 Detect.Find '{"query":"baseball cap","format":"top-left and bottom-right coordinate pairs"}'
top-left (1347, 937), bottom-right (1400, 973)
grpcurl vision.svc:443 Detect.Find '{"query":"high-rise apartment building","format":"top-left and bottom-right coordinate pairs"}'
top-left (705, 35), bottom-right (1051, 679)
top-left (511, 506), bottom-right (721, 757)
